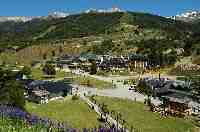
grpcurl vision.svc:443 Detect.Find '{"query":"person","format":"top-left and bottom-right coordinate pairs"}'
top-left (160, 110), bottom-right (164, 118)
top-left (111, 123), bottom-right (116, 130)
top-left (144, 98), bottom-right (147, 104)
top-left (130, 126), bottom-right (134, 132)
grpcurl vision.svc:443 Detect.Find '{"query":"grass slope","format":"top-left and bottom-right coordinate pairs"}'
top-left (94, 96), bottom-right (195, 132)
top-left (26, 99), bottom-right (100, 129)
top-left (73, 75), bottom-right (113, 89)
top-left (0, 11), bottom-right (196, 49)
top-left (31, 68), bottom-right (66, 80)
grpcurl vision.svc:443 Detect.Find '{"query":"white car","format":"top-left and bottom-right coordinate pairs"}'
top-left (128, 85), bottom-right (136, 91)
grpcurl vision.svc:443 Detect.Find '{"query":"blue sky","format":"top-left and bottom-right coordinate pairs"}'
top-left (1, 0), bottom-right (200, 16)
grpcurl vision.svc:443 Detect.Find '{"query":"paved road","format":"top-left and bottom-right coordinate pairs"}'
top-left (72, 70), bottom-right (162, 105)
top-left (71, 82), bottom-right (161, 106)
top-left (73, 71), bottom-right (176, 105)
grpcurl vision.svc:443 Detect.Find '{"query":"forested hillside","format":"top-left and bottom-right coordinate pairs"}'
top-left (0, 11), bottom-right (199, 65)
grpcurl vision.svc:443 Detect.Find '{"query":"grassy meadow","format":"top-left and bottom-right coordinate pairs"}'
top-left (31, 68), bottom-right (66, 80)
top-left (94, 96), bottom-right (195, 132)
top-left (0, 41), bottom-right (89, 66)
top-left (73, 75), bottom-right (113, 89)
top-left (26, 99), bottom-right (101, 129)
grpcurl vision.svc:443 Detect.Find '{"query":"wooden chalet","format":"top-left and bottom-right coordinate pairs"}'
top-left (128, 53), bottom-right (149, 70)
top-left (56, 54), bottom-right (81, 70)
top-left (25, 80), bottom-right (72, 103)
top-left (28, 89), bottom-right (50, 104)
top-left (141, 77), bottom-right (200, 116)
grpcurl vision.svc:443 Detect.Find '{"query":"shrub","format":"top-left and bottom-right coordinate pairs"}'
top-left (192, 56), bottom-right (200, 65)
top-left (72, 95), bottom-right (79, 100)
top-left (96, 70), bottom-right (108, 76)
top-left (42, 63), bottom-right (56, 76)
top-left (0, 69), bottom-right (25, 109)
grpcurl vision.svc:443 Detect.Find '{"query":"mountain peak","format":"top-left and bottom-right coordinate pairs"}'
top-left (0, 11), bottom-right (69, 23)
top-left (168, 10), bottom-right (200, 22)
top-left (48, 11), bottom-right (69, 18)
top-left (0, 16), bottom-right (35, 22)
top-left (85, 7), bottom-right (123, 13)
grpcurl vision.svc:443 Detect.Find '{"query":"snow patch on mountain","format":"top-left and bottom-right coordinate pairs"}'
top-left (0, 16), bottom-right (35, 22)
top-left (85, 7), bottom-right (124, 13)
top-left (48, 11), bottom-right (69, 18)
top-left (0, 11), bottom-right (69, 23)
top-left (167, 10), bottom-right (200, 22)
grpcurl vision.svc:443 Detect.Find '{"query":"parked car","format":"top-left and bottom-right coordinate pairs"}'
top-left (128, 85), bottom-right (136, 91)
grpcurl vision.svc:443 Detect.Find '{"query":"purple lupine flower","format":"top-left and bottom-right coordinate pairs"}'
top-left (0, 104), bottom-right (120, 131)
top-left (99, 127), bottom-right (105, 132)
top-left (83, 128), bottom-right (89, 132)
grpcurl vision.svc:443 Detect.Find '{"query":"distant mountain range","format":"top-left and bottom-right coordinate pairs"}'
top-left (0, 11), bottom-right (193, 41)
top-left (0, 11), bottom-right (69, 22)
top-left (0, 9), bottom-right (199, 57)
top-left (0, 16), bottom-right (34, 22)
top-left (0, 8), bottom-right (122, 23)
top-left (1, 9), bottom-right (200, 23)
top-left (168, 11), bottom-right (200, 22)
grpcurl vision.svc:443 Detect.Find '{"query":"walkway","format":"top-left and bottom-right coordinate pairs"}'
top-left (72, 83), bottom-right (161, 109)
top-left (80, 94), bottom-right (129, 132)
top-left (71, 71), bottom-right (162, 105)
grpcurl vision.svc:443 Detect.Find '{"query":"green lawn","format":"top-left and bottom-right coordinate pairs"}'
top-left (31, 68), bottom-right (66, 80)
top-left (110, 70), bottom-right (133, 76)
top-left (63, 72), bottom-right (113, 89)
top-left (94, 96), bottom-right (195, 132)
top-left (31, 69), bottom-right (113, 89)
top-left (26, 99), bottom-right (101, 129)
top-left (73, 75), bottom-right (113, 89)
top-left (96, 70), bottom-right (136, 77)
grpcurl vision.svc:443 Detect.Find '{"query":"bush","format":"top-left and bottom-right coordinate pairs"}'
top-left (192, 56), bottom-right (200, 65)
top-left (72, 95), bottom-right (79, 100)
top-left (90, 61), bottom-right (97, 75)
top-left (42, 63), bottom-right (56, 76)
top-left (96, 70), bottom-right (108, 76)
top-left (0, 69), bottom-right (25, 109)
top-left (21, 66), bottom-right (31, 76)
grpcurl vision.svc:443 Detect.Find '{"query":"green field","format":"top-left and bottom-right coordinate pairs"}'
top-left (31, 68), bottom-right (66, 80)
top-left (31, 69), bottom-right (113, 89)
top-left (63, 72), bottom-right (113, 89)
top-left (97, 70), bottom-right (134, 77)
top-left (26, 98), bottom-right (101, 129)
top-left (94, 96), bottom-right (195, 132)
top-left (73, 75), bottom-right (113, 89)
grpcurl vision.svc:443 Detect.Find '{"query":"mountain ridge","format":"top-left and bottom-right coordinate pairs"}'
top-left (0, 11), bottom-right (199, 65)
top-left (0, 11), bottom-right (199, 57)
top-left (0, 11), bottom-right (195, 40)
top-left (168, 10), bottom-right (200, 23)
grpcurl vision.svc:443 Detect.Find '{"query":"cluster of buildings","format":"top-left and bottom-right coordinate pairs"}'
top-left (176, 64), bottom-right (200, 72)
top-left (55, 53), bottom-right (149, 73)
top-left (23, 79), bottom-right (73, 104)
top-left (10, 65), bottom-right (74, 104)
top-left (139, 77), bottom-right (200, 116)
top-left (26, 53), bottom-right (151, 103)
